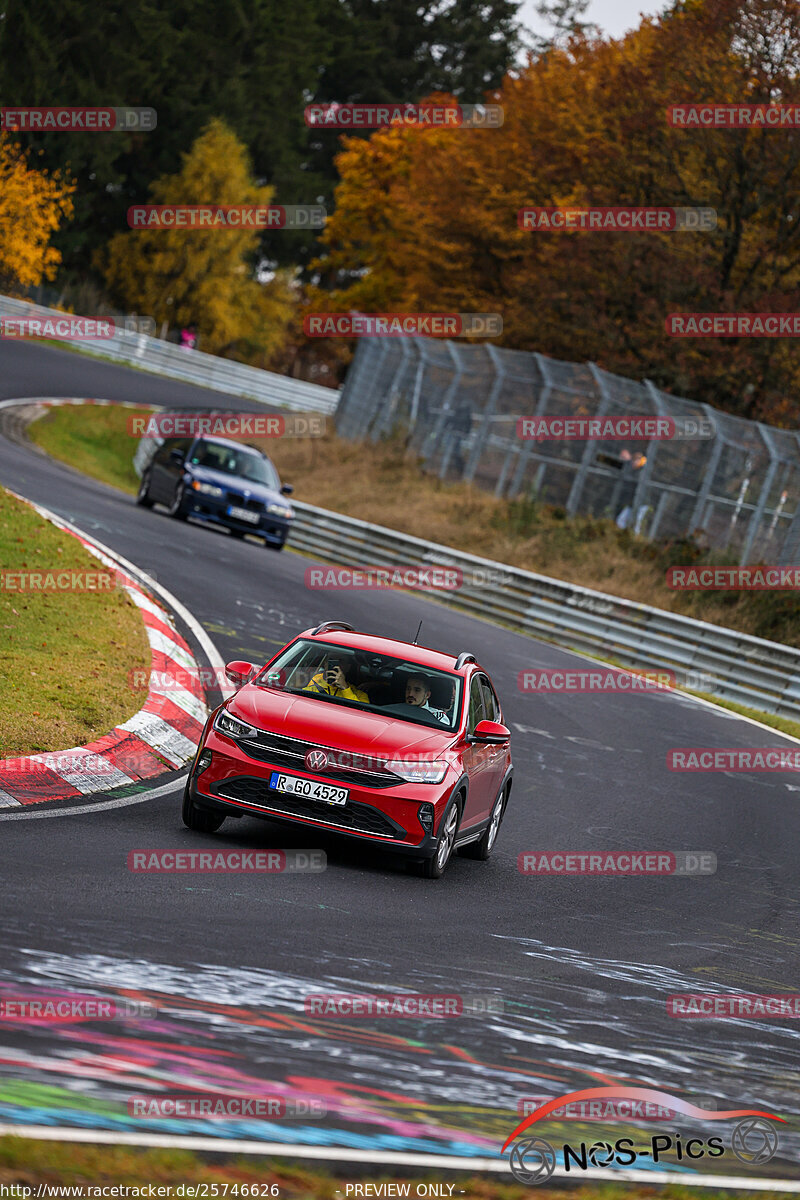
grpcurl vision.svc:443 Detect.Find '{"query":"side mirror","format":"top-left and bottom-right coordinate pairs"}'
top-left (225, 660), bottom-right (258, 687)
top-left (469, 719), bottom-right (511, 745)
top-left (280, 483), bottom-right (294, 495)
top-left (169, 448), bottom-right (185, 465)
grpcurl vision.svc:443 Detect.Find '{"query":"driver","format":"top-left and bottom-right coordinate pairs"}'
top-left (405, 674), bottom-right (449, 723)
top-left (304, 655), bottom-right (368, 703)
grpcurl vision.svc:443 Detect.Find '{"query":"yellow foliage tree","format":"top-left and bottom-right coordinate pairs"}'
top-left (0, 135), bottom-right (74, 292)
top-left (103, 119), bottom-right (294, 357)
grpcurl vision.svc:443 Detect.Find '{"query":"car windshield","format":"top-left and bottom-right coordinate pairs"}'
top-left (255, 640), bottom-right (463, 730)
top-left (188, 440), bottom-right (280, 488)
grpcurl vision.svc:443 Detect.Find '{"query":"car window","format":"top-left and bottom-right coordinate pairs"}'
top-left (479, 676), bottom-right (500, 723)
top-left (187, 439), bottom-right (280, 489)
top-left (468, 676), bottom-right (486, 733)
top-left (257, 639), bottom-right (463, 730)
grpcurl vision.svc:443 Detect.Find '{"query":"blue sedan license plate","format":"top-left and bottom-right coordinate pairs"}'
top-left (227, 505), bottom-right (260, 523)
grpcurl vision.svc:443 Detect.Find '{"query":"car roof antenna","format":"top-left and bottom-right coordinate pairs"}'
top-left (412, 620), bottom-right (423, 645)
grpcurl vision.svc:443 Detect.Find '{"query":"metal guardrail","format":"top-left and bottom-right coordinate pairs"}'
top-left (288, 500), bottom-right (800, 721)
top-left (0, 294), bottom-right (340, 415)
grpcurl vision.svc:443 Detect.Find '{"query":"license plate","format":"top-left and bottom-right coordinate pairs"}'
top-left (228, 505), bottom-right (260, 524)
top-left (269, 771), bottom-right (348, 805)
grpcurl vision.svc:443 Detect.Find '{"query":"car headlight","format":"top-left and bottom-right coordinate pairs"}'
top-left (266, 502), bottom-right (293, 517)
top-left (213, 710), bottom-right (257, 740)
top-left (191, 481), bottom-right (224, 497)
top-left (385, 759), bottom-right (448, 784)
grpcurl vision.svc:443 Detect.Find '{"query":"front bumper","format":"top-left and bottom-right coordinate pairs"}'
top-left (185, 495), bottom-right (292, 544)
top-left (190, 736), bottom-right (453, 859)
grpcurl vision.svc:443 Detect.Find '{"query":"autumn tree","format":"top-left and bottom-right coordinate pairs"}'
top-left (0, 135), bottom-right (75, 293)
top-left (309, 0), bottom-right (800, 421)
top-left (102, 120), bottom-right (294, 358)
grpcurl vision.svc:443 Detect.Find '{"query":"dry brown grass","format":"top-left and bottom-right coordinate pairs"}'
top-left (261, 431), bottom-right (800, 645)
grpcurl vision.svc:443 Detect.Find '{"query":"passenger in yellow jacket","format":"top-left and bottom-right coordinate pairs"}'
top-left (304, 658), bottom-right (368, 702)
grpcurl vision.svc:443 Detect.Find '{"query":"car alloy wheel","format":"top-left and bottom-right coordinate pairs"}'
top-left (169, 481), bottom-right (188, 519)
top-left (486, 790), bottom-right (504, 850)
top-left (437, 804), bottom-right (458, 869)
top-left (135, 471), bottom-right (154, 508)
top-left (460, 784), bottom-right (507, 860)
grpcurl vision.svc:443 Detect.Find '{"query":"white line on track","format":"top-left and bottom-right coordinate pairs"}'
top-left (0, 1125), bottom-right (798, 1188)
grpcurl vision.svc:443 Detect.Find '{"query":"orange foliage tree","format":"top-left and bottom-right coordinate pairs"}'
top-left (308, 0), bottom-right (800, 421)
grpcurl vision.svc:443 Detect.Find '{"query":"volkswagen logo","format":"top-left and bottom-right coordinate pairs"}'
top-left (508, 1137), bottom-right (556, 1185)
top-left (305, 749), bottom-right (329, 772)
top-left (731, 1118), bottom-right (778, 1165)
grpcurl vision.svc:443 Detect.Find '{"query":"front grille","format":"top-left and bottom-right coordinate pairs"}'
top-left (215, 776), bottom-right (406, 839)
top-left (238, 729), bottom-right (402, 789)
top-left (226, 491), bottom-right (263, 513)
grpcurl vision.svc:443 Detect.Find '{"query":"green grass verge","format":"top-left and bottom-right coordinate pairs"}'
top-left (0, 486), bottom-right (150, 757)
top-left (0, 1135), bottom-right (791, 1197)
top-left (27, 404), bottom-right (146, 494)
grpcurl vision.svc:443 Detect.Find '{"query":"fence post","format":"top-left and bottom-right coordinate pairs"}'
top-left (688, 404), bottom-right (725, 533)
top-left (423, 341), bottom-right (464, 467)
top-left (633, 379), bottom-right (668, 527)
top-left (739, 425), bottom-right (780, 565)
top-left (508, 353), bottom-right (553, 499)
top-left (566, 362), bottom-right (610, 516)
top-left (371, 339), bottom-right (414, 440)
top-left (463, 345), bottom-right (505, 484)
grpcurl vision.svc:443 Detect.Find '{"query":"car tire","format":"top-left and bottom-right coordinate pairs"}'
top-left (136, 471), bottom-right (154, 508)
top-left (168, 481), bottom-right (189, 520)
top-left (419, 797), bottom-right (460, 878)
top-left (460, 785), bottom-right (507, 860)
top-left (182, 780), bottom-right (226, 833)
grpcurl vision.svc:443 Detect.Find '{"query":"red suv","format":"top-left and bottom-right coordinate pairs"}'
top-left (182, 622), bottom-right (513, 877)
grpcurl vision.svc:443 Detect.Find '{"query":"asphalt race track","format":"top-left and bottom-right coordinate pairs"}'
top-left (1, 338), bottom-right (799, 1179)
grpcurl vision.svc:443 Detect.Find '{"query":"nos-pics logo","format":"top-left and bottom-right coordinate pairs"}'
top-left (503, 1088), bottom-right (783, 1185)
